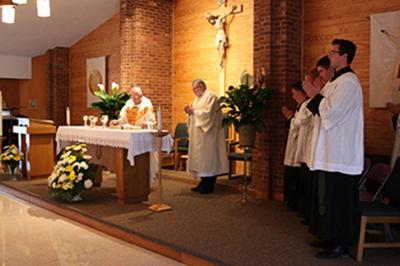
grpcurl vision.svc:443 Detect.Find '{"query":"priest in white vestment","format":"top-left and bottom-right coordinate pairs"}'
top-left (184, 79), bottom-right (228, 194)
top-left (110, 84), bottom-right (158, 180)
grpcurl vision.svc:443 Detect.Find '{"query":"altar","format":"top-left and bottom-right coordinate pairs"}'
top-left (56, 126), bottom-right (173, 204)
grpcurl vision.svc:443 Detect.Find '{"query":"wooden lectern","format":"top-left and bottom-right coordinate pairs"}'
top-left (13, 118), bottom-right (56, 178)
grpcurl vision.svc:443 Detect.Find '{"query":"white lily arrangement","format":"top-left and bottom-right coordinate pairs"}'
top-left (90, 81), bottom-right (130, 120)
top-left (48, 143), bottom-right (95, 202)
top-left (0, 144), bottom-right (23, 166)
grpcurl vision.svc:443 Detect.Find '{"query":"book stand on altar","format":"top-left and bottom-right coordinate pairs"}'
top-left (148, 130), bottom-right (172, 212)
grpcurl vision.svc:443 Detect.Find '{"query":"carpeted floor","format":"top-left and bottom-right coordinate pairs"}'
top-left (0, 171), bottom-right (399, 266)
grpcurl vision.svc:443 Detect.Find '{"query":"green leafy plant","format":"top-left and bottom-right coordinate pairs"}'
top-left (48, 143), bottom-right (96, 202)
top-left (219, 84), bottom-right (272, 132)
top-left (91, 82), bottom-right (130, 120)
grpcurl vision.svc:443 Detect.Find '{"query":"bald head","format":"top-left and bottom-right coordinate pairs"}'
top-left (130, 84), bottom-right (143, 104)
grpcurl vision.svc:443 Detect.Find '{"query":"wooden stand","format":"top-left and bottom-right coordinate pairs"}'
top-left (148, 130), bottom-right (172, 212)
top-left (13, 118), bottom-right (56, 179)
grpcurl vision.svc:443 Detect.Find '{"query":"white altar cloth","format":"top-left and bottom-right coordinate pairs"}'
top-left (56, 126), bottom-right (173, 166)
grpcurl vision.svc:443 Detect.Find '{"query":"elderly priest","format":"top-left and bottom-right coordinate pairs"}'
top-left (110, 84), bottom-right (156, 128)
top-left (184, 79), bottom-right (228, 194)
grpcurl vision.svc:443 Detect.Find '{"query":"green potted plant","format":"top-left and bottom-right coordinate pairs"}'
top-left (91, 82), bottom-right (130, 120)
top-left (219, 84), bottom-right (272, 146)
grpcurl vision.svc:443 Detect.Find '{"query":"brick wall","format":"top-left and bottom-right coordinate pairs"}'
top-left (47, 47), bottom-right (70, 125)
top-left (120, 0), bottom-right (172, 131)
top-left (252, 0), bottom-right (302, 200)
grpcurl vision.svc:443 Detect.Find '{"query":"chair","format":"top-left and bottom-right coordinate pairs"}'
top-left (173, 123), bottom-right (189, 171)
top-left (356, 157), bottom-right (400, 262)
top-left (358, 158), bottom-right (372, 188)
top-left (358, 162), bottom-right (390, 202)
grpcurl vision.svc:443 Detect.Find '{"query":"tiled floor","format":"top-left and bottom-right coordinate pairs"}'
top-left (0, 191), bottom-right (184, 266)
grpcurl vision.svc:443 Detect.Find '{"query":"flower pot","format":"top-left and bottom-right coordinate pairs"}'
top-left (239, 125), bottom-right (256, 147)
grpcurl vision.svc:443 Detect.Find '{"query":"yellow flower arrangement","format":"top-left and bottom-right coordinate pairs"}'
top-left (48, 143), bottom-right (95, 202)
top-left (0, 144), bottom-right (23, 166)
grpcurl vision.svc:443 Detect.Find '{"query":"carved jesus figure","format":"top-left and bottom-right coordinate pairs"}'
top-left (206, 5), bottom-right (238, 68)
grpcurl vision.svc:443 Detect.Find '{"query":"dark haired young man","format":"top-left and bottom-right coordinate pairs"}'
top-left (303, 39), bottom-right (364, 259)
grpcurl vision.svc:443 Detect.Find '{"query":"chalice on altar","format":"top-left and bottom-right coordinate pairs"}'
top-left (100, 115), bottom-right (109, 128)
top-left (89, 116), bottom-right (98, 127)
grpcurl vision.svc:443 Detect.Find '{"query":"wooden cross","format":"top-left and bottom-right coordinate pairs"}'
top-left (205, 0), bottom-right (243, 96)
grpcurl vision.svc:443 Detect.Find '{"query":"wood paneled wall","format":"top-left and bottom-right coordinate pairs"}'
top-left (70, 13), bottom-right (120, 125)
top-left (0, 79), bottom-right (20, 110)
top-left (19, 54), bottom-right (48, 119)
top-left (303, 0), bottom-right (400, 156)
top-left (172, 0), bottom-right (254, 128)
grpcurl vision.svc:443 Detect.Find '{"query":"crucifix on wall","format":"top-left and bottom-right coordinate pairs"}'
top-left (205, 0), bottom-right (243, 69)
top-left (205, 0), bottom-right (243, 96)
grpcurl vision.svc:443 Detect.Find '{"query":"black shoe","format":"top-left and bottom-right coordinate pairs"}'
top-left (316, 246), bottom-right (349, 259)
top-left (191, 179), bottom-right (205, 192)
top-left (199, 186), bottom-right (214, 194)
top-left (309, 239), bottom-right (333, 249)
top-left (191, 184), bottom-right (202, 192)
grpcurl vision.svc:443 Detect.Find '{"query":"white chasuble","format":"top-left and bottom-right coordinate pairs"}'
top-left (187, 89), bottom-right (228, 177)
top-left (119, 96), bottom-right (156, 127)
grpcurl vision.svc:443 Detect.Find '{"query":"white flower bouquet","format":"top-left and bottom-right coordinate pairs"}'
top-left (48, 143), bottom-right (95, 202)
top-left (0, 144), bottom-right (23, 166)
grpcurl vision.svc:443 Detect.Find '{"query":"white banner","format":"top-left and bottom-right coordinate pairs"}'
top-left (370, 10), bottom-right (400, 107)
top-left (86, 56), bottom-right (106, 108)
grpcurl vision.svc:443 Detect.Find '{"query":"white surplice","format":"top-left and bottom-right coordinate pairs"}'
top-left (283, 109), bottom-right (301, 167)
top-left (309, 72), bottom-right (364, 175)
top-left (293, 99), bottom-right (314, 167)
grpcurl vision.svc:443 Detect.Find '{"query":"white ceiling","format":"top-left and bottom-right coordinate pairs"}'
top-left (0, 0), bottom-right (120, 57)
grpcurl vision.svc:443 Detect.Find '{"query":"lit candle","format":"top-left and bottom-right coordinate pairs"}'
top-left (66, 106), bottom-right (70, 126)
top-left (157, 107), bottom-right (162, 131)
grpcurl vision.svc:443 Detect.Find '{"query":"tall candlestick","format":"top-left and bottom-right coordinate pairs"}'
top-left (157, 107), bottom-right (162, 131)
top-left (66, 106), bottom-right (70, 126)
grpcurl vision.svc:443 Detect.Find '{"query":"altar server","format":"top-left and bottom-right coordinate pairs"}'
top-left (303, 39), bottom-right (363, 259)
